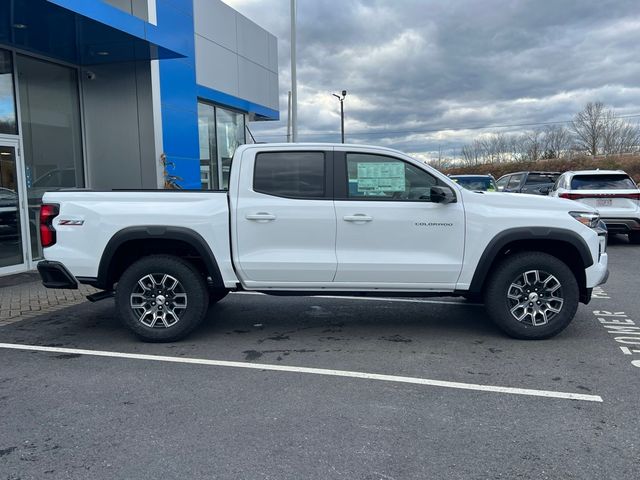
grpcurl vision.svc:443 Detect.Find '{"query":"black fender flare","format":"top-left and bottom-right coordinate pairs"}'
top-left (467, 227), bottom-right (594, 294)
top-left (96, 226), bottom-right (224, 290)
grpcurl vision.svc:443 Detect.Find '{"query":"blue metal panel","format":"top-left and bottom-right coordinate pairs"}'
top-left (0, 0), bottom-right (185, 64)
top-left (48, 0), bottom-right (146, 38)
top-left (159, 59), bottom-right (197, 111)
top-left (197, 84), bottom-right (280, 121)
top-left (48, 0), bottom-right (189, 57)
top-left (156, 0), bottom-right (200, 189)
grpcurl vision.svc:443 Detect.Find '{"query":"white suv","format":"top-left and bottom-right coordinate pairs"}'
top-left (550, 169), bottom-right (640, 244)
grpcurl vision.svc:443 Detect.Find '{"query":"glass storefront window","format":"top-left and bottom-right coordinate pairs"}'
top-left (198, 103), bottom-right (218, 189)
top-left (0, 49), bottom-right (17, 135)
top-left (198, 101), bottom-right (245, 190)
top-left (0, 145), bottom-right (23, 268)
top-left (216, 107), bottom-right (245, 190)
top-left (17, 54), bottom-right (84, 260)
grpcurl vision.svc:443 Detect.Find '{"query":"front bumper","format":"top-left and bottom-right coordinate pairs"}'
top-left (37, 261), bottom-right (78, 289)
top-left (586, 252), bottom-right (608, 289)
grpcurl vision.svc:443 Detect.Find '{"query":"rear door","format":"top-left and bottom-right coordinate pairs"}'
top-left (233, 148), bottom-right (337, 285)
top-left (504, 173), bottom-right (524, 192)
top-left (496, 175), bottom-right (510, 191)
top-left (333, 150), bottom-right (465, 288)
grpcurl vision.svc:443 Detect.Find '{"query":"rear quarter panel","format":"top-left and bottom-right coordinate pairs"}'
top-left (42, 191), bottom-right (239, 287)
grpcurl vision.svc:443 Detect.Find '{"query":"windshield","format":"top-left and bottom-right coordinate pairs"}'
top-left (570, 174), bottom-right (637, 190)
top-left (452, 176), bottom-right (496, 191)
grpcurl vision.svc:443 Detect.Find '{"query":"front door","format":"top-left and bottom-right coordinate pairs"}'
top-left (333, 151), bottom-right (465, 289)
top-left (0, 140), bottom-right (29, 275)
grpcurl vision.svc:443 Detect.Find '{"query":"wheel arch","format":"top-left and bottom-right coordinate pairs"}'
top-left (468, 227), bottom-right (593, 302)
top-left (96, 226), bottom-right (224, 290)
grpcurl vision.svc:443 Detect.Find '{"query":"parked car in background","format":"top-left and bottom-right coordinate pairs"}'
top-left (550, 170), bottom-right (640, 244)
top-left (496, 171), bottom-right (560, 195)
top-left (450, 174), bottom-right (497, 192)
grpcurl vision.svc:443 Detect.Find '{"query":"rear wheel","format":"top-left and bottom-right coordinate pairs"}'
top-left (628, 231), bottom-right (640, 244)
top-left (484, 252), bottom-right (579, 339)
top-left (115, 255), bottom-right (209, 342)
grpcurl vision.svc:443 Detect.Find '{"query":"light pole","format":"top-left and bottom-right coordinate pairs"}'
top-left (290, 0), bottom-right (298, 142)
top-left (332, 90), bottom-right (347, 143)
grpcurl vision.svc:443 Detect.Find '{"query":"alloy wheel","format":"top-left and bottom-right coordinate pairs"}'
top-left (506, 269), bottom-right (564, 326)
top-left (130, 273), bottom-right (188, 328)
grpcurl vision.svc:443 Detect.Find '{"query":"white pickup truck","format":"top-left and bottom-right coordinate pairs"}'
top-left (37, 143), bottom-right (609, 342)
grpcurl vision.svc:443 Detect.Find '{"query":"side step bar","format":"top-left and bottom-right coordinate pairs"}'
top-left (87, 291), bottom-right (115, 303)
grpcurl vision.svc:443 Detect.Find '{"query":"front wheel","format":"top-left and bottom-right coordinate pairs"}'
top-left (115, 255), bottom-right (209, 342)
top-left (484, 252), bottom-right (579, 340)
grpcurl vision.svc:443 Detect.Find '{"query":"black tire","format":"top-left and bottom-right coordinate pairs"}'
top-left (484, 252), bottom-right (579, 340)
top-left (115, 255), bottom-right (209, 342)
top-left (209, 288), bottom-right (229, 304)
top-left (628, 231), bottom-right (640, 245)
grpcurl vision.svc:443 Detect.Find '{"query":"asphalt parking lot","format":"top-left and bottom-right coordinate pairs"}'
top-left (1, 237), bottom-right (639, 480)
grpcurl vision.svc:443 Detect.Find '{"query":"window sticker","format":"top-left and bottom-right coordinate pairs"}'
top-left (355, 162), bottom-right (405, 193)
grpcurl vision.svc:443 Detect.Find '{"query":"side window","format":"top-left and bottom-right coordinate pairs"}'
top-left (346, 153), bottom-right (436, 201)
top-left (507, 174), bottom-right (524, 189)
top-left (254, 152), bottom-right (325, 198)
top-left (496, 176), bottom-right (510, 191)
top-left (552, 174), bottom-right (564, 191)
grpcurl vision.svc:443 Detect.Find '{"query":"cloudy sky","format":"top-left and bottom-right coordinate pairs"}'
top-left (225, 0), bottom-right (640, 160)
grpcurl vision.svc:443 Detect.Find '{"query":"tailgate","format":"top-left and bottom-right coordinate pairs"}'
top-left (571, 190), bottom-right (640, 216)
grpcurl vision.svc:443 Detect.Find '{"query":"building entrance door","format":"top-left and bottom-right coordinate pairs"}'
top-left (0, 139), bottom-right (29, 275)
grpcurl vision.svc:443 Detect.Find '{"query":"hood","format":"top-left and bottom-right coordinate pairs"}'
top-left (459, 190), bottom-right (598, 213)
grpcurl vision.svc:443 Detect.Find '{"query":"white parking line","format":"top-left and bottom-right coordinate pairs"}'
top-left (0, 342), bottom-right (602, 403)
top-left (234, 292), bottom-right (482, 306)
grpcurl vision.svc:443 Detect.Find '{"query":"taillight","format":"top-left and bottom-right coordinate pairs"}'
top-left (559, 193), bottom-right (577, 200)
top-left (560, 192), bottom-right (640, 200)
top-left (40, 204), bottom-right (59, 248)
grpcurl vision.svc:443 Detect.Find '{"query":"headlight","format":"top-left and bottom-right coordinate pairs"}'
top-left (569, 211), bottom-right (600, 228)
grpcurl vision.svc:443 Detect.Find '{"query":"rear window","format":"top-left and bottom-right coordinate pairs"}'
top-left (452, 177), bottom-right (496, 191)
top-left (570, 174), bottom-right (637, 190)
top-left (254, 151), bottom-right (325, 198)
top-left (525, 173), bottom-right (559, 185)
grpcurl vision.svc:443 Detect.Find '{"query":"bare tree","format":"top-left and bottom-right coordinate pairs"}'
top-left (461, 139), bottom-right (483, 166)
top-left (508, 134), bottom-right (527, 162)
top-left (572, 101), bottom-right (605, 156)
top-left (479, 133), bottom-right (509, 163)
top-left (542, 124), bottom-right (571, 159)
top-left (601, 109), bottom-right (640, 154)
top-left (522, 128), bottom-right (544, 161)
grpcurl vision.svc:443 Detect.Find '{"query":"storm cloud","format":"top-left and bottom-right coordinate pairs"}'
top-left (225, 0), bottom-right (640, 159)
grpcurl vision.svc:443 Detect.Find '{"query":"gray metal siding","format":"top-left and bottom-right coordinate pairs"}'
top-left (193, 0), bottom-right (278, 111)
top-left (81, 61), bottom-right (157, 189)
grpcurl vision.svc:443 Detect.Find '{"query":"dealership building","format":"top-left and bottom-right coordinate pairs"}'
top-left (0, 0), bottom-right (280, 276)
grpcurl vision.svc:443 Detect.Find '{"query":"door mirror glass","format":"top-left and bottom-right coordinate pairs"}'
top-left (430, 185), bottom-right (456, 204)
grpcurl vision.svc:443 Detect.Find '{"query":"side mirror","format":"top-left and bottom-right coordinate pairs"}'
top-left (431, 185), bottom-right (456, 204)
top-left (539, 186), bottom-right (551, 195)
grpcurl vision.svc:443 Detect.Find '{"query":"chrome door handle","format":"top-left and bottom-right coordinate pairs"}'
top-left (343, 214), bottom-right (373, 222)
top-left (245, 212), bottom-right (276, 221)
